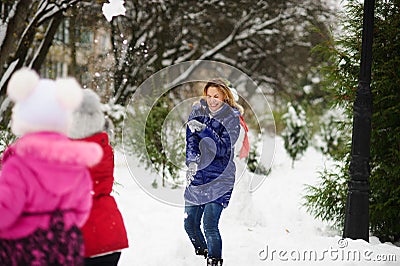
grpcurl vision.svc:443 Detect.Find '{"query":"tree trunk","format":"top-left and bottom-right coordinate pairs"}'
top-left (32, 13), bottom-right (64, 72)
top-left (0, 0), bottom-right (33, 97)
top-left (68, 7), bottom-right (78, 77)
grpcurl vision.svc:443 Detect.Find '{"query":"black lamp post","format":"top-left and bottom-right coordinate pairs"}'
top-left (343, 0), bottom-right (375, 242)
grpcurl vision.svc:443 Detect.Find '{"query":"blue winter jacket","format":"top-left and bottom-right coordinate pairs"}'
top-left (185, 99), bottom-right (240, 207)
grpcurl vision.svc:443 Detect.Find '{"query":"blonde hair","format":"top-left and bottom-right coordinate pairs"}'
top-left (203, 78), bottom-right (244, 114)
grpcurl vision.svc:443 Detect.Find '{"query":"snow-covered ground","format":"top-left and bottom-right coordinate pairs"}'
top-left (113, 137), bottom-right (400, 265)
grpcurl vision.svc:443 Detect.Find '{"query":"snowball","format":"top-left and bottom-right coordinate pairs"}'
top-left (102, 0), bottom-right (126, 22)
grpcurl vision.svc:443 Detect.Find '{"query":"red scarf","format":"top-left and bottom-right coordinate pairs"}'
top-left (239, 115), bottom-right (250, 159)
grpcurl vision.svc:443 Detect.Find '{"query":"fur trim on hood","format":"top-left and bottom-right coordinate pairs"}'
top-left (68, 89), bottom-right (106, 139)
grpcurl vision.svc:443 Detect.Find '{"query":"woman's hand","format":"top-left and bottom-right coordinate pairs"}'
top-left (187, 120), bottom-right (206, 133)
top-left (186, 162), bottom-right (198, 186)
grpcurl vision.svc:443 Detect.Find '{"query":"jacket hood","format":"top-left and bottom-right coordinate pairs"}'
top-left (11, 132), bottom-right (102, 195)
top-left (68, 89), bottom-right (106, 139)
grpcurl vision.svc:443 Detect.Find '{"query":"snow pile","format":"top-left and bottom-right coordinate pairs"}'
top-left (102, 0), bottom-right (126, 22)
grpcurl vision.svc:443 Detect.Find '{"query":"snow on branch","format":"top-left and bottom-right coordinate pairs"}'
top-left (198, 13), bottom-right (250, 60)
top-left (0, 60), bottom-right (18, 94)
top-left (166, 13), bottom-right (251, 88)
top-left (0, 1), bottom-right (18, 47)
top-left (249, 14), bottom-right (282, 33)
top-left (37, 0), bottom-right (80, 24)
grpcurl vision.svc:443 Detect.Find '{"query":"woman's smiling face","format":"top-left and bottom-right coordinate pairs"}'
top-left (206, 86), bottom-right (225, 112)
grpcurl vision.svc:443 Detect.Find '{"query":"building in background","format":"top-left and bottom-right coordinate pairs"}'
top-left (41, 11), bottom-right (114, 101)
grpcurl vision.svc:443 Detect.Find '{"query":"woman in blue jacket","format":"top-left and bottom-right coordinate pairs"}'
top-left (184, 78), bottom-right (241, 266)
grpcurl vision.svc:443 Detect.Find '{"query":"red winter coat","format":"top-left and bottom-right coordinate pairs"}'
top-left (78, 132), bottom-right (129, 257)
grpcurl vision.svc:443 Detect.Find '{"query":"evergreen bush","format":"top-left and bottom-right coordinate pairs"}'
top-left (124, 90), bottom-right (185, 188)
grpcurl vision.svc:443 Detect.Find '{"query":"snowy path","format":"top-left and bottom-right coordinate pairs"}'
top-left (113, 138), bottom-right (400, 265)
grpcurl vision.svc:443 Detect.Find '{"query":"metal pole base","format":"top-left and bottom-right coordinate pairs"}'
top-left (343, 180), bottom-right (369, 241)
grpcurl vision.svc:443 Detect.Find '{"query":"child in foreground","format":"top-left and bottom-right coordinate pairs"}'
top-left (69, 88), bottom-right (129, 266)
top-left (0, 68), bottom-right (102, 265)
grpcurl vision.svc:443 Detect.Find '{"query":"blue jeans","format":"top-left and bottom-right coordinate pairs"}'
top-left (184, 202), bottom-right (224, 259)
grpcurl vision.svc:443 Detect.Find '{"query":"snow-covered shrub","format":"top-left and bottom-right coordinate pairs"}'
top-left (314, 107), bottom-right (349, 160)
top-left (281, 102), bottom-right (310, 168)
top-left (0, 126), bottom-right (15, 158)
top-left (246, 133), bottom-right (271, 176)
top-left (102, 102), bottom-right (126, 146)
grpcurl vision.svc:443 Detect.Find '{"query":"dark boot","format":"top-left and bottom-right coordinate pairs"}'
top-left (195, 248), bottom-right (208, 258)
top-left (207, 257), bottom-right (223, 266)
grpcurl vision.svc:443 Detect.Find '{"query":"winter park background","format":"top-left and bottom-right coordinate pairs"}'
top-left (1, 0), bottom-right (400, 265)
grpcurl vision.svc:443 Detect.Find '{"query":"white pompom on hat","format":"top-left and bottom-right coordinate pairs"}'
top-left (7, 67), bottom-right (40, 102)
top-left (229, 86), bottom-right (239, 102)
top-left (56, 77), bottom-right (85, 111)
top-left (7, 67), bottom-right (83, 136)
top-left (68, 89), bottom-right (106, 139)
